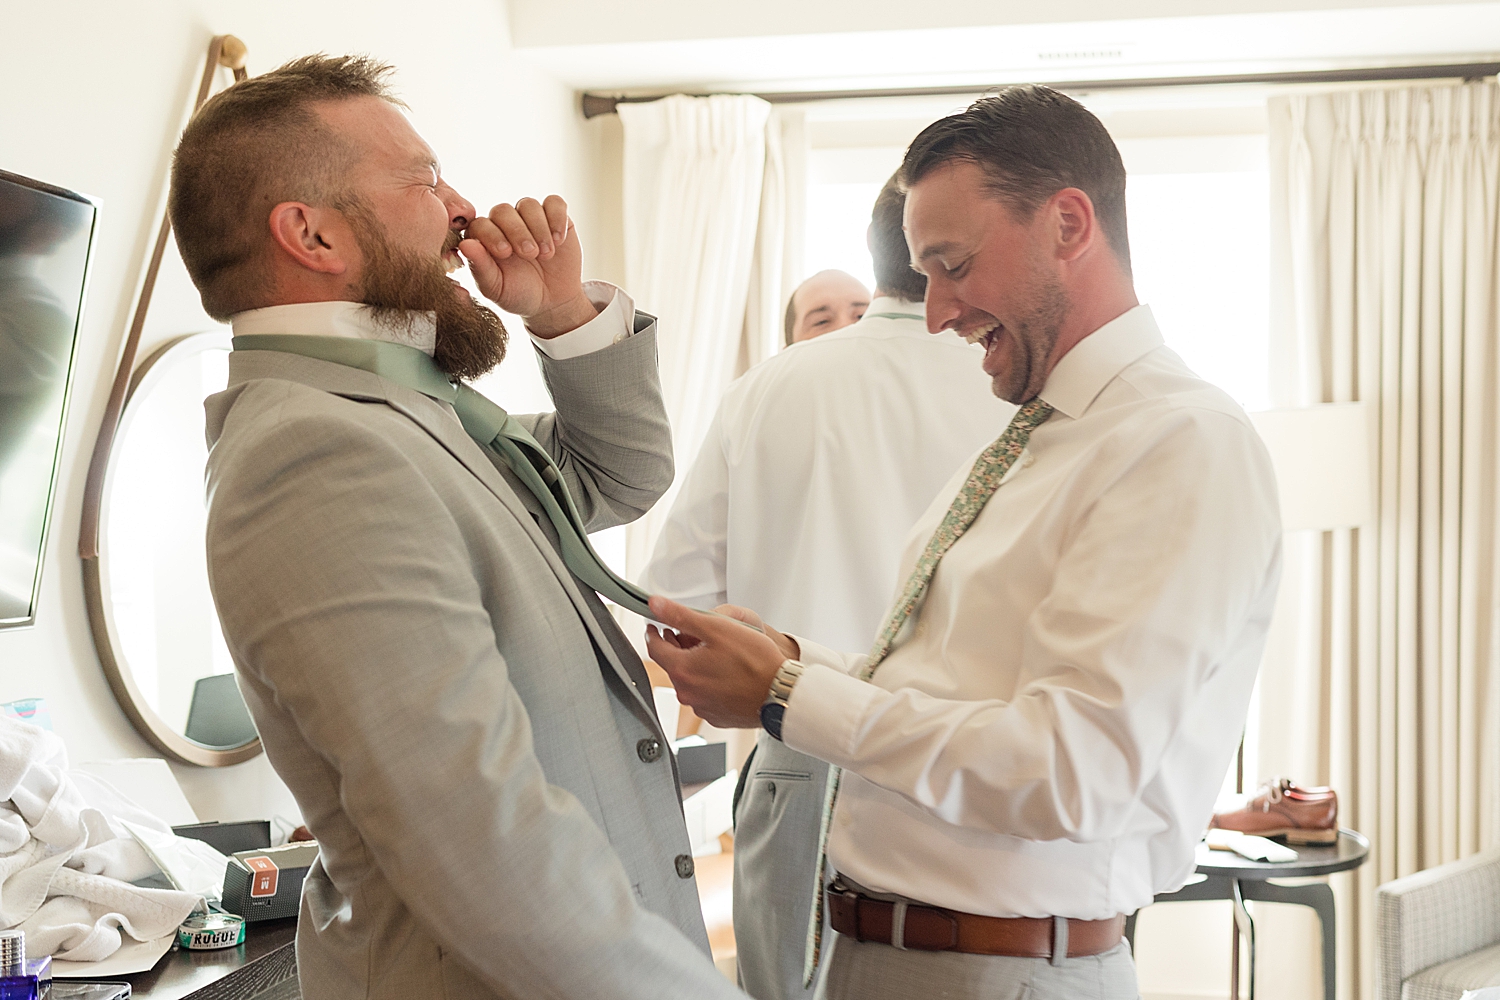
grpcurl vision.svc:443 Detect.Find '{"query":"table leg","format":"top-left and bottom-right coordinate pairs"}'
top-left (1239, 880), bottom-right (1336, 1000)
top-left (1231, 879), bottom-right (1255, 1000)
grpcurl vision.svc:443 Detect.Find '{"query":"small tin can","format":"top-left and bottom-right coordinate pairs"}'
top-left (177, 912), bottom-right (246, 950)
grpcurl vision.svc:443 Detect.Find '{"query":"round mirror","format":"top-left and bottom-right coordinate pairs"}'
top-left (82, 330), bottom-right (260, 766)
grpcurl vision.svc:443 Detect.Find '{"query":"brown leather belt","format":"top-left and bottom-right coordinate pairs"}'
top-left (827, 887), bottom-right (1126, 959)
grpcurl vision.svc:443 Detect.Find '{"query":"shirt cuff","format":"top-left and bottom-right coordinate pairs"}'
top-left (780, 662), bottom-right (883, 768)
top-left (528, 281), bottom-right (635, 360)
top-left (786, 635), bottom-right (865, 676)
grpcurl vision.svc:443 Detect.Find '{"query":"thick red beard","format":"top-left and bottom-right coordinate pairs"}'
top-left (342, 201), bottom-right (509, 381)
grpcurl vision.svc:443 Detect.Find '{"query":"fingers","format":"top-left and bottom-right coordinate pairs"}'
top-left (485, 198), bottom-right (557, 261)
top-left (648, 596), bottom-right (729, 641)
top-left (712, 604), bottom-right (763, 627)
top-left (542, 194), bottom-right (571, 246)
top-left (464, 216), bottom-right (511, 261)
top-left (458, 236), bottom-right (502, 296)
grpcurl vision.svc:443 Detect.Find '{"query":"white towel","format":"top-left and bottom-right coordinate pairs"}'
top-left (0, 718), bottom-right (199, 962)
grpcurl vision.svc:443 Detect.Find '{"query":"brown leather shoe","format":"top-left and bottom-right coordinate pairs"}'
top-left (1210, 777), bottom-right (1338, 844)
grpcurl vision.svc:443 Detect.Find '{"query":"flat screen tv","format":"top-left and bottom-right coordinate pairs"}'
top-left (0, 169), bottom-right (96, 629)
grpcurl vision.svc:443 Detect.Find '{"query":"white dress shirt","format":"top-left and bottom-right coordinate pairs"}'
top-left (783, 305), bottom-right (1283, 920)
top-left (230, 280), bottom-right (633, 360)
top-left (641, 298), bottom-right (1013, 650)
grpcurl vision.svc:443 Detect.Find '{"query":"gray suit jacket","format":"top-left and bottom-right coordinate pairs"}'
top-left (204, 324), bottom-right (741, 1000)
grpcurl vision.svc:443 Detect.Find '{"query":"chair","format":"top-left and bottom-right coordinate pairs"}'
top-left (1375, 846), bottom-right (1500, 1000)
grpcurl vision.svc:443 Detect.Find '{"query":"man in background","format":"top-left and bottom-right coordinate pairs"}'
top-left (642, 174), bottom-right (1011, 1000)
top-left (783, 268), bottom-right (870, 345)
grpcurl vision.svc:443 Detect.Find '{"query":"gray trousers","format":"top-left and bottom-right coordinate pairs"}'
top-left (816, 934), bottom-right (1139, 1000)
top-left (733, 734), bottom-right (830, 1000)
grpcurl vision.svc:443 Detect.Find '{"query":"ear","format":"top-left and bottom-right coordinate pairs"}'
top-left (866, 222), bottom-right (875, 255)
top-left (267, 201), bottom-right (352, 276)
top-left (1049, 188), bottom-right (1098, 264)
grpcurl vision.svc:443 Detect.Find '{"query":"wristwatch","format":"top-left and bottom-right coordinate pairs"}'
top-left (759, 659), bottom-right (805, 742)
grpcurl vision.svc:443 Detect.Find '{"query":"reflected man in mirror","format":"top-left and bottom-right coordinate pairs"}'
top-left (169, 55), bottom-right (739, 1000)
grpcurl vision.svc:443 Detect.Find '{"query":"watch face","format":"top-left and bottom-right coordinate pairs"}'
top-left (759, 701), bottom-right (787, 741)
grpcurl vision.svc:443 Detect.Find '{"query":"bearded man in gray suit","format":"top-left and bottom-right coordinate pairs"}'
top-left (168, 55), bottom-right (741, 1000)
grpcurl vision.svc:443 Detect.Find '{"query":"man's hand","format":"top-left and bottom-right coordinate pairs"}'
top-left (459, 195), bottom-right (597, 337)
top-left (710, 604), bottom-right (799, 661)
top-left (645, 597), bottom-right (789, 730)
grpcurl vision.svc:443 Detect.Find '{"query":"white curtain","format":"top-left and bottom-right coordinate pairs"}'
top-left (618, 94), bottom-right (790, 580)
top-left (739, 108), bottom-right (807, 377)
top-left (1266, 82), bottom-right (1500, 1000)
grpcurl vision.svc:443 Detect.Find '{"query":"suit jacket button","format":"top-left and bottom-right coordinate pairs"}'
top-left (637, 738), bottom-right (663, 763)
top-left (675, 854), bottom-right (695, 879)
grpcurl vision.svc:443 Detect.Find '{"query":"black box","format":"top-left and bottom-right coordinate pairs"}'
top-left (676, 740), bottom-right (727, 785)
top-left (221, 842), bottom-right (319, 921)
top-left (173, 820), bottom-right (272, 856)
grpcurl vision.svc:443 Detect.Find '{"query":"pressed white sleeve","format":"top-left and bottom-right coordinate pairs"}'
top-left (781, 412), bottom-right (1280, 843)
top-left (785, 634), bottom-right (865, 677)
top-left (529, 281), bottom-right (634, 360)
top-left (638, 405), bottom-right (730, 610)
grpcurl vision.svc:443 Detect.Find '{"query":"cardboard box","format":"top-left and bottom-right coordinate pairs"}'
top-left (221, 842), bottom-right (319, 921)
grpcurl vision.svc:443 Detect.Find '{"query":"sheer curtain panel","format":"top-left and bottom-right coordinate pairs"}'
top-left (618, 94), bottom-right (772, 578)
top-left (1267, 82), bottom-right (1500, 1000)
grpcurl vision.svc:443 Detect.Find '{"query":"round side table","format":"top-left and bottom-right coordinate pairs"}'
top-left (1125, 829), bottom-right (1369, 1000)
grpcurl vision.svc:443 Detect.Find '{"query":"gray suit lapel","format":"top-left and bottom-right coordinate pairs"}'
top-left (224, 350), bottom-right (667, 741)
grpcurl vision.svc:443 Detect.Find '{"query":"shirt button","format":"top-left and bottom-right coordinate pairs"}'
top-left (675, 854), bottom-right (695, 879)
top-left (637, 738), bottom-right (663, 763)
top-left (1022, 452), bottom-right (1036, 468)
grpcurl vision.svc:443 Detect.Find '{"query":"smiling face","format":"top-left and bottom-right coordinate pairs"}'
top-left (313, 97), bottom-right (507, 379)
top-left (316, 96), bottom-right (474, 283)
top-left (905, 160), bottom-right (1071, 403)
top-left (789, 270), bottom-right (870, 344)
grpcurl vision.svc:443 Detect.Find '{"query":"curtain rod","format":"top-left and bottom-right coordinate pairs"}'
top-left (580, 61), bottom-right (1500, 119)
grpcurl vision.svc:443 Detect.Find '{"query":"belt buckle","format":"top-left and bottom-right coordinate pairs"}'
top-left (897, 901), bottom-right (959, 952)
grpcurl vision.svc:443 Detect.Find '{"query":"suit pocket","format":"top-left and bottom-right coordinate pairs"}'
top-left (755, 769), bottom-right (813, 781)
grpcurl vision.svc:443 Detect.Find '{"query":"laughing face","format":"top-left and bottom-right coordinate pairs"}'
top-left (316, 96), bottom-right (507, 380)
top-left (905, 160), bottom-right (1071, 404)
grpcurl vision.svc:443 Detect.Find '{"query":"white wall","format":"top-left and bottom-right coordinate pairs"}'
top-left (0, 0), bottom-right (591, 822)
top-left (509, 0), bottom-right (1497, 46)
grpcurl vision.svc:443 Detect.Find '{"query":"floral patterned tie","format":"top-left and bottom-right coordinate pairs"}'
top-left (803, 398), bottom-right (1054, 984)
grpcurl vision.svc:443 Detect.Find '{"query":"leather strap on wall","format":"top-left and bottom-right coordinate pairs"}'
top-left (78, 34), bottom-right (248, 559)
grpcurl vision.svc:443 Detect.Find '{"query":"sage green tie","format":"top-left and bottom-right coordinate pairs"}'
top-left (803, 397), bottom-right (1054, 983)
top-left (232, 334), bottom-right (653, 619)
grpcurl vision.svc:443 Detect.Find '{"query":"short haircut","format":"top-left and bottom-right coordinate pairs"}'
top-left (169, 55), bottom-right (401, 320)
top-left (783, 292), bottom-right (798, 347)
top-left (869, 172), bottom-right (926, 303)
top-left (901, 85), bottom-right (1130, 273)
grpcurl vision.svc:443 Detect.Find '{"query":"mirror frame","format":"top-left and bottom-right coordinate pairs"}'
top-left (81, 330), bottom-right (260, 767)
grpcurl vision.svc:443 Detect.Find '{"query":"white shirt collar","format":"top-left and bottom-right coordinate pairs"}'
top-left (862, 296), bottom-right (925, 319)
top-left (1039, 304), bottom-right (1164, 420)
top-left (229, 301), bottom-right (438, 357)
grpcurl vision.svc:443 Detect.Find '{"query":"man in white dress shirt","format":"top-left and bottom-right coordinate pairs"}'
top-left (642, 176), bottom-right (1011, 1000)
top-left (644, 86), bottom-right (1282, 1000)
